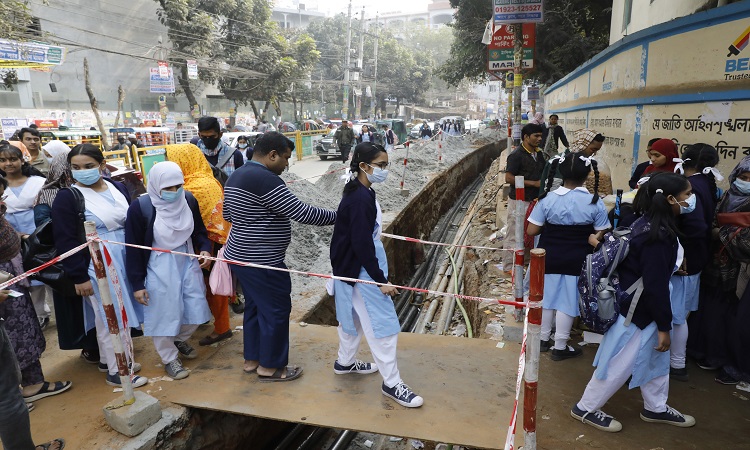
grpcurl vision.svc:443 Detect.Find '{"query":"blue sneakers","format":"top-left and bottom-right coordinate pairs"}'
top-left (570, 405), bottom-right (622, 432)
top-left (640, 406), bottom-right (696, 427)
top-left (382, 381), bottom-right (424, 408)
top-left (333, 359), bottom-right (378, 375)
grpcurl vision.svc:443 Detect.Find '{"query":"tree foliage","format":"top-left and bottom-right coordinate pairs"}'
top-left (439, 0), bottom-right (611, 86)
top-left (0, 0), bottom-right (34, 90)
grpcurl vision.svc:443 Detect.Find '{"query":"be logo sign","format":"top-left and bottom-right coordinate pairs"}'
top-left (725, 25), bottom-right (750, 80)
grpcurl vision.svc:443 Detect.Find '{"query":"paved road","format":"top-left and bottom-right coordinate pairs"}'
top-left (289, 154), bottom-right (347, 183)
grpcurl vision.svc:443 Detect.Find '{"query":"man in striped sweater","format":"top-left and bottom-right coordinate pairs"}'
top-left (224, 132), bottom-right (337, 382)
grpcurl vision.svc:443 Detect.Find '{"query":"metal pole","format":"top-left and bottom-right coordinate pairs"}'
top-left (371, 15), bottom-right (379, 120)
top-left (342, 0), bottom-right (352, 120)
top-left (514, 175), bottom-right (525, 323)
top-left (355, 6), bottom-right (365, 120)
top-left (400, 141), bottom-right (410, 196)
top-left (524, 248), bottom-right (545, 450)
top-left (512, 24), bottom-right (523, 146)
top-left (84, 221), bottom-right (135, 404)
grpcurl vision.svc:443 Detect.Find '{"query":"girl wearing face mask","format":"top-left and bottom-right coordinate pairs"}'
top-left (571, 172), bottom-right (695, 433)
top-left (666, 144), bottom-right (721, 383)
top-left (0, 142), bottom-right (52, 331)
top-left (125, 162), bottom-right (212, 380)
top-left (688, 156), bottom-right (750, 385)
top-left (236, 136), bottom-right (252, 162)
top-left (52, 144), bottom-right (147, 388)
top-left (329, 142), bottom-right (424, 408)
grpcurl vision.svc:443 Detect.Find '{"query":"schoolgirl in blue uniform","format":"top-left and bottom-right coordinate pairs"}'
top-left (329, 142), bottom-right (423, 408)
top-left (571, 173), bottom-right (696, 432)
top-left (527, 153), bottom-right (609, 360)
top-left (669, 144), bottom-right (721, 381)
top-left (125, 162), bottom-right (212, 381)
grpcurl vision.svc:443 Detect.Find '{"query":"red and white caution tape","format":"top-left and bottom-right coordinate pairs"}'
top-left (95, 238), bottom-right (527, 308)
top-left (381, 232), bottom-right (509, 252)
top-left (102, 244), bottom-right (135, 376)
top-left (285, 166), bottom-right (348, 184)
top-left (0, 241), bottom-right (90, 291)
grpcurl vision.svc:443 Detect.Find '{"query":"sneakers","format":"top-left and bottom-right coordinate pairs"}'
top-left (99, 362), bottom-right (142, 373)
top-left (38, 317), bottom-right (50, 331)
top-left (697, 360), bottom-right (720, 371)
top-left (80, 349), bottom-right (100, 364)
top-left (715, 369), bottom-right (739, 385)
top-left (165, 359), bottom-right (190, 380)
top-left (174, 340), bottom-right (198, 359)
top-left (570, 405), bottom-right (622, 432)
top-left (540, 338), bottom-right (552, 353)
top-left (670, 366), bottom-right (689, 382)
top-left (381, 381), bottom-right (424, 408)
top-left (640, 406), bottom-right (696, 427)
top-left (105, 373), bottom-right (148, 388)
top-left (551, 345), bottom-right (582, 361)
top-left (334, 359), bottom-right (378, 375)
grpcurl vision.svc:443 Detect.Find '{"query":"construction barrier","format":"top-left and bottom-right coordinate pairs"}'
top-left (283, 129), bottom-right (329, 161)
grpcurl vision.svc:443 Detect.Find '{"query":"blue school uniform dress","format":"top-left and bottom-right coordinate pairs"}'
top-left (125, 193), bottom-right (212, 337)
top-left (592, 217), bottom-right (678, 388)
top-left (528, 187), bottom-right (609, 318)
top-left (331, 181), bottom-right (400, 339)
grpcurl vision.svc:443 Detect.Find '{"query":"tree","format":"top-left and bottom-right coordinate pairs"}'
top-left (83, 58), bottom-right (111, 150)
top-left (0, 0), bottom-right (34, 90)
top-left (439, 0), bottom-right (611, 86)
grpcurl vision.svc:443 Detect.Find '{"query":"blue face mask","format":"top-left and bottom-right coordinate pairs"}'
top-left (238, 143), bottom-right (248, 149)
top-left (160, 187), bottom-right (183, 203)
top-left (734, 179), bottom-right (750, 195)
top-left (365, 165), bottom-right (389, 184)
top-left (678, 193), bottom-right (696, 215)
top-left (71, 167), bottom-right (101, 186)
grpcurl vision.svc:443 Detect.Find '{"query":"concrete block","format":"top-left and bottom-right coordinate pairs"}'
top-left (103, 391), bottom-right (163, 437)
top-left (119, 406), bottom-right (190, 450)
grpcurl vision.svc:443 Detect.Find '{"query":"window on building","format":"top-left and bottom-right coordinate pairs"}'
top-left (622, 0), bottom-right (633, 32)
top-left (489, 85), bottom-right (497, 93)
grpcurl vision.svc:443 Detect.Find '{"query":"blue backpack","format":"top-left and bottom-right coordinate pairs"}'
top-left (577, 226), bottom-right (646, 334)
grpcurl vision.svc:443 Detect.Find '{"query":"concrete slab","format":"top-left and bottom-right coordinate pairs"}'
top-left (156, 324), bottom-right (519, 450)
top-left (103, 391), bottom-right (162, 437)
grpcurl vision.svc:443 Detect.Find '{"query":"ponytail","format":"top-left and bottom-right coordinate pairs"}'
top-left (590, 159), bottom-right (600, 204)
top-left (538, 157), bottom-right (560, 201)
top-left (642, 172), bottom-right (688, 242)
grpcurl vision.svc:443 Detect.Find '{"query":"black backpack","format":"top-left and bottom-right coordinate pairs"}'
top-left (209, 149), bottom-right (235, 186)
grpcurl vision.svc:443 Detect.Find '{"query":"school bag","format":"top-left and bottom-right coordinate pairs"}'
top-left (209, 149), bottom-right (235, 187)
top-left (21, 187), bottom-right (86, 296)
top-left (577, 226), bottom-right (646, 334)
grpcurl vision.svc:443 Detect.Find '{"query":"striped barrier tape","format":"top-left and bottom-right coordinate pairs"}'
top-left (0, 241), bottom-right (90, 291)
top-left (504, 304), bottom-right (529, 450)
top-left (94, 238), bottom-right (528, 309)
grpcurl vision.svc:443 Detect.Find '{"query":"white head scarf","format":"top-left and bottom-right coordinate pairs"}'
top-left (146, 161), bottom-right (194, 250)
top-left (42, 140), bottom-right (70, 159)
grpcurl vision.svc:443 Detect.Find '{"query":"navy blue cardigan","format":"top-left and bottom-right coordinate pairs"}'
top-left (51, 179), bottom-right (131, 285)
top-left (330, 180), bottom-right (388, 286)
top-left (124, 192), bottom-right (211, 292)
top-left (617, 217), bottom-right (678, 332)
top-left (679, 174), bottom-right (715, 275)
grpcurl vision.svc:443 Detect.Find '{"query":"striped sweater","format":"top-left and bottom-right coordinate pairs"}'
top-left (223, 161), bottom-right (336, 265)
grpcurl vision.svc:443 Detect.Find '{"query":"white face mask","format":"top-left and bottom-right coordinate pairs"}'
top-left (735, 178), bottom-right (750, 195)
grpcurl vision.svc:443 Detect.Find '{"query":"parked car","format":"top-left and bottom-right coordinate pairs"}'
top-left (315, 129), bottom-right (341, 160)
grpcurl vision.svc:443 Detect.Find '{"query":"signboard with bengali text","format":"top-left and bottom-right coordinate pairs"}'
top-left (488, 23), bottom-right (535, 71)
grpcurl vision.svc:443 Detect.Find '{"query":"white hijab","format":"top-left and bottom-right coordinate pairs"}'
top-left (42, 140), bottom-right (71, 160)
top-left (146, 162), bottom-right (194, 250)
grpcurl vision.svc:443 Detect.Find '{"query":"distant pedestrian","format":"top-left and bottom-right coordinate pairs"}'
top-left (420, 121), bottom-right (432, 140)
top-left (223, 132), bottom-right (336, 381)
top-left (127, 133), bottom-right (144, 149)
top-left (541, 114), bottom-right (569, 158)
top-left (381, 124), bottom-right (397, 152)
top-left (357, 125), bottom-right (375, 144)
top-left (334, 121), bottom-right (355, 161)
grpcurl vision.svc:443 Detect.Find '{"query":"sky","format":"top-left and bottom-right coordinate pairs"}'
top-left (277, 0), bottom-right (432, 16)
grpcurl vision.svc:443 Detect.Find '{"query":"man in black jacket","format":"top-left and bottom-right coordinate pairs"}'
top-left (541, 114), bottom-right (569, 158)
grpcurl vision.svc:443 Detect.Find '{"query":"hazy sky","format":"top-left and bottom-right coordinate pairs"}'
top-left (282, 0), bottom-right (432, 16)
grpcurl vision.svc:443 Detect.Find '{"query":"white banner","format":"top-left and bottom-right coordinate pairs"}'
top-left (187, 60), bottom-right (198, 80)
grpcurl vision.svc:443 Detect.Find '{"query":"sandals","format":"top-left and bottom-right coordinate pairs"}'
top-left (258, 366), bottom-right (303, 382)
top-left (198, 330), bottom-right (233, 346)
top-left (24, 381), bottom-right (73, 403)
top-left (35, 438), bottom-right (65, 450)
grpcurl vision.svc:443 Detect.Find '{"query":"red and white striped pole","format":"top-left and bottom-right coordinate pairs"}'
top-left (514, 175), bottom-right (525, 323)
top-left (400, 141), bottom-right (411, 195)
top-left (523, 248), bottom-right (545, 450)
top-left (438, 130), bottom-right (443, 165)
top-left (84, 221), bottom-right (135, 404)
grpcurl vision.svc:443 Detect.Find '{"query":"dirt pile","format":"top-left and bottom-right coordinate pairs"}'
top-left (279, 128), bottom-right (506, 301)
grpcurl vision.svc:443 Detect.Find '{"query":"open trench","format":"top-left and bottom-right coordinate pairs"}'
top-left (142, 138), bottom-right (506, 450)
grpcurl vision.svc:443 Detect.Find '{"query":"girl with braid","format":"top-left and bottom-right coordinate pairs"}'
top-left (668, 144), bottom-right (721, 381)
top-left (527, 153), bottom-right (610, 360)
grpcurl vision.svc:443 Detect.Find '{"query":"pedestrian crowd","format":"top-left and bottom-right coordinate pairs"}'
top-left (0, 116), bottom-right (421, 449)
top-left (504, 115), bottom-right (748, 434)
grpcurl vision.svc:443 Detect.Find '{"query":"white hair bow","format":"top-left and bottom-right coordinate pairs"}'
top-left (579, 155), bottom-right (593, 167)
top-left (636, 176), bottom-right (651, 187)
top-left (702, 166), bottom-right (725, 181)
top-left (673, 157), bottom-right (690, 175)
top-left (341, 169), bottom-right (356, 183)
top-left (553, 154), bottom-right (566, 164)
